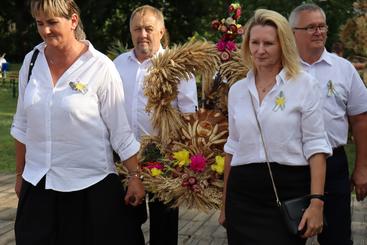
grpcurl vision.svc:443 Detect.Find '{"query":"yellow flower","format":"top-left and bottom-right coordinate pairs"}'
top-left (69, 81), bottom-right (88, 94)
top-left (151, 168), bottom-right (162, 177)
top-left (211, 155), bottom-right (225, 174)
top-left (275, 97), bottom-right (285, 107)
top-left (75, 82), bottom-right (86, 92)
top-left (273, 91), bottom-right (286, 111)
top-left (173, 149), bottom-right (190, 167)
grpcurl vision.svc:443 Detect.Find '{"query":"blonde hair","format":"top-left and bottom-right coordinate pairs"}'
top-left (30, 0), bottom-right (86, 40)
top-left (241, 9), bottom-right (300, 80)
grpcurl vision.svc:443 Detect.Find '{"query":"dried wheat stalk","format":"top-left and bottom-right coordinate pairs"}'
top-left (144, 40), bottom-right (220, 145)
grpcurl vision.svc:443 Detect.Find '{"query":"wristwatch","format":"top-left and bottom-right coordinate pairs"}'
top-left (309, 194), bottom-right (325, 202)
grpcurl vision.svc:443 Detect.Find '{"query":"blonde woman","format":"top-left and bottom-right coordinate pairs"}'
top-left (219, 9), bottom-right (331, 244)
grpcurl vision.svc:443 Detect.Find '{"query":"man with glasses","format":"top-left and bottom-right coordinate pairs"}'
top-left (290, 4), bottom-right (367, 245)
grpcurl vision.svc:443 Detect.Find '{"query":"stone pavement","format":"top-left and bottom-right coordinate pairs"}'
top-left (0, 173), bottom-right (366, 245)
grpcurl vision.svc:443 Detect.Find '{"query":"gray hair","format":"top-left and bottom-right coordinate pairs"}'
top-left (289, 3), bottom-right (326, 28)
top-left (129, 5), bottom-right (165, 29)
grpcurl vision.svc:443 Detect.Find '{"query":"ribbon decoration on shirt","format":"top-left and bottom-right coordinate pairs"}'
top-left (69, 81), bottom-right (88, 94)
top-left (273, 90), bottom-right (286, 112)
top-left (327, 80), bottom-right (337, 97)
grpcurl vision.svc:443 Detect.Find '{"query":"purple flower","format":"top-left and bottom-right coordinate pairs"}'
top-left (189, 154), bottom-right (207, 172)
top-left (226, 41), bottom-right (237, 52)
top-left (216, 39), bottom-right (227, 52)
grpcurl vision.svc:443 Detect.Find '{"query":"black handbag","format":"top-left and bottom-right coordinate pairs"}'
top-left (280, 195), bottom-right (310, 235)
top-left (248, 91), bottom-right (324, 236)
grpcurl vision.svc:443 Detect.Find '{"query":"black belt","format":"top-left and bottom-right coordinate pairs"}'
top-left (332, 146), bottom-right (344, 155)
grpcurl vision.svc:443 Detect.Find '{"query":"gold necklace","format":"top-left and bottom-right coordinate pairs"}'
top-left (258, 80), bottom-right (275, 93)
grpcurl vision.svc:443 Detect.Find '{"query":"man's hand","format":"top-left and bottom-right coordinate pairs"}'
top-left (351, 164), bottom-right (367, 201)
top-left (124, 177), bottom-right (145, 206)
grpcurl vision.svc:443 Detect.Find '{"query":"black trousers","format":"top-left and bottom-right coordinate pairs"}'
top-left (15, 174), bottom-right (144, 245)
top-left (318, 147), bottom-right (353, 245)
top-left (226, 163), bottom-right (308, 245)
top-left (147, 194), bottom-right (179, 245)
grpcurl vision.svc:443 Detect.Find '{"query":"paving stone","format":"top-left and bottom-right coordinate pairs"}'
top-left (0, 174), bottom-right (366, 245)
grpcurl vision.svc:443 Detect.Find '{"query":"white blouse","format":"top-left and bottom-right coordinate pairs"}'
top-left (11, 41), bottom-right (140, 191)
top-left (301, 49), bottom-right (367, 148)
top-left (113, 47), bottom-right (198, 140)
top-left (224, 69), bottom-right (332, 166)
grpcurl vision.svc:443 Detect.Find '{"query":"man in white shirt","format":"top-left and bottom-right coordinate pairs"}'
top-left (0, 53), bottom-right (7, 78)
top-left (114, 5), bottom-right (198, 245)
top-left (290, 4), bottom-right (367, 245)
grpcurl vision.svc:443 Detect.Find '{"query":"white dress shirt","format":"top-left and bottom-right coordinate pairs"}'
top-left (11, 41), bottom-right (140, 191)
top-left (113, 47), bottom-right (198, 140)
top-left (224, 69), bottom-right (332, 166)
top-left (301, 49), bottom-right (367, 148)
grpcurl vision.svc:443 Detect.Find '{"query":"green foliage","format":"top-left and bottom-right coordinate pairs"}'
top-left (0, 0), bottom-right (356, 63)
top-left (106, 40), bottom-right (129, 60)
top-left (0, 89), bottom-right (16, 173)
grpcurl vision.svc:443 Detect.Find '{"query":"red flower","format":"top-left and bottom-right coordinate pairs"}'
top-left (229, 24), bottom-right (238, 34)
top-left (211, 19), bottom-right (221, 30)
top-left (144, 161), bottom-right (163, 170)
top-left (233, 8), bottom-right (241, 20)
top-left (189, 154), bottom-right (207, 172)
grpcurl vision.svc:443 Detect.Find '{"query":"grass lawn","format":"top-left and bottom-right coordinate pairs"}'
top-left (0, 89), bottom-right (17, 173)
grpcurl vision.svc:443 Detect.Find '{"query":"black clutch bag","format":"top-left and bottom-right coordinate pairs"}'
top-left (280, 195), bottom-right (310, 235)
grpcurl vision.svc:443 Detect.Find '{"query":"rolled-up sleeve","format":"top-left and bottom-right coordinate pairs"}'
top-left (224, 86), bottom-right (239, 155)
top-left (99, 63), bottom-right (140, 161)
top-left (10, 56), bottom-right (30, 144)
top-left (346, 67), bottom-right (367, 116)
top-left (301, 80), bottom-right (332, 159)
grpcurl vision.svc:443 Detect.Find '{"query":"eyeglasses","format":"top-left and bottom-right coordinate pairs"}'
top-left (293, 25), bottom-right (328, 34)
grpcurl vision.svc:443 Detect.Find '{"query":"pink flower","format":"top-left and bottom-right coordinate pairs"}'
top-left (219, 24), bottom-right (228, 33)
top-left (144, 161), bottom-right (163, 170)
top-left (216, 39), bottom-right (227, 52)
top-left (189, 154), bottom-right (207, 172)
top-left (226, 41), bottom-right (237, 52)
top-left (220, 50), bottom-right (231, 62)
top-left (211, 19), bottom-right (221, 30)
top-left (233, 7), bottom-right (241, 20)
top-left (237, 26), bottom-right (245, 35)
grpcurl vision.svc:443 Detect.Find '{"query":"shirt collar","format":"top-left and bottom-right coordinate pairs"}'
top-left (128, 45), bottom-right (164, 63)
top-left (247, 68), bottom-right (287, 85)
top-left (34, 40), bottom-right (96, 59)
top-left (300, 48), bottom-right (333, 67)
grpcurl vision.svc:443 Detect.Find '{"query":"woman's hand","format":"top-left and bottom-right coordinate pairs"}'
top-left (124, 176), bottom-right (145, 206)
top-left (218, 206), bottom-right (226, 227)
top-left (15, 175), bottom-right (22, 198)
top-left (298, 199), bottom-right (324, 238)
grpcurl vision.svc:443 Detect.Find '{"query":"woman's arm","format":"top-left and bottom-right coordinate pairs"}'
top-left (15, 139), bottom-right (26, 197)
top-left (299, 153), bottom-right (326, 238)
top-left (122, 153), bottom-right (145, 206)
top-left (218, 153), bottom-right (232, 226)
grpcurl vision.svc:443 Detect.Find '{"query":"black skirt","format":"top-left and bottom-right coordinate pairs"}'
top-left (15, 174), bottom-right (145, 245)
top-left (225, 162), bottom-right (310, 245)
